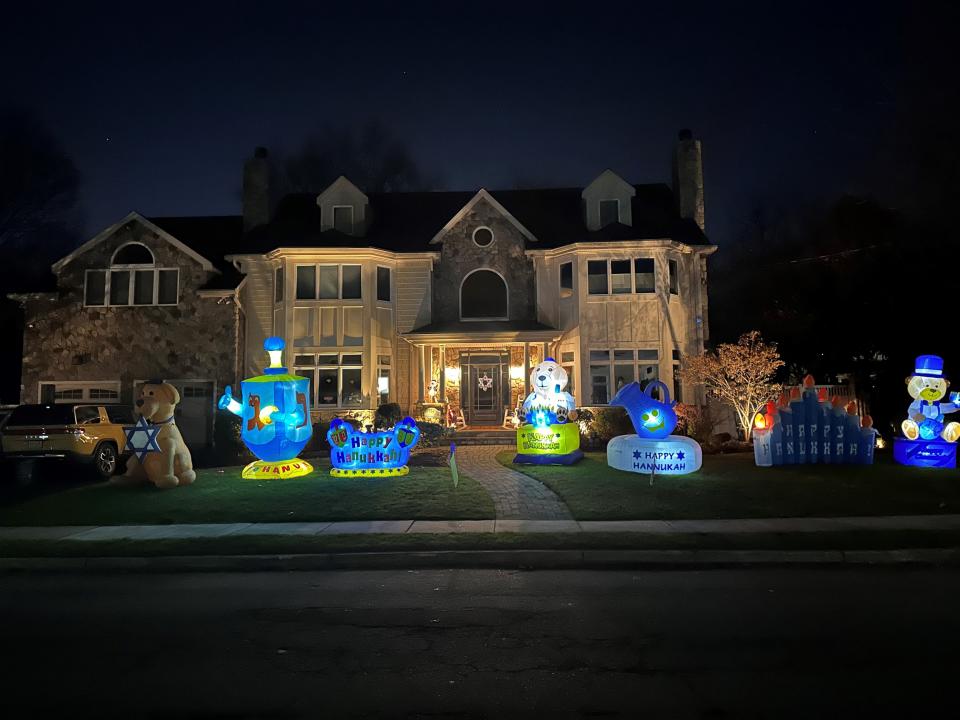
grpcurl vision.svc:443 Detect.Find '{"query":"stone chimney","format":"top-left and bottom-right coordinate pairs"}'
top-left (672, 129), bottom-right (705, 231)
top-left (242, 147), bottom-right (272, 231)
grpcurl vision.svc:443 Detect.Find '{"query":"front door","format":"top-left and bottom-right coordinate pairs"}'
top-left (468, 363), bottom-right (501, 425)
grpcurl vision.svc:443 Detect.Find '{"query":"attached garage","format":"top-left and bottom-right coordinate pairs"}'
top-left (133, 379), bottom-right (215, 448)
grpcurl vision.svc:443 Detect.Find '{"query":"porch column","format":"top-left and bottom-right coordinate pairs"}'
top-left (425, 344), bottom-right (433, 401)
top-left (439, 344), bottom-right (446, 401)
top-left (542, 342), bottom-right (549, 362)
top-left (523, 342), bottom-right (530, 398)
top-left (418, 345), bottom-right (425, 403)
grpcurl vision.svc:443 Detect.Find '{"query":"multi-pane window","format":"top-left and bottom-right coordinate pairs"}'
top-left (295, 353), bottom-right (363, 408)
top-left (377, 266), bottom-right (391, 302)
top-left (588, 349), bottom-right (660, 404)
top-left (559, 262), bottom-right (573, 297)
top-left (599, 199), bottom-right (619, 227)
top-left (586, 258), bottom-right (656, 296)
top-left (295, 264), bottom-right (363, 300)
top-left (84, 267), bottom-right (179, 307)
top-left (634, 258), bottom-right (655, 293)
top-left (669, 259), bottom-right (679, 295)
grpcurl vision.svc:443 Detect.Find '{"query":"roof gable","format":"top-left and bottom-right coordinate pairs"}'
top-left (429, 189), bottom-right (537, 245)
top-left (51, 212), bottom-right (216, 273)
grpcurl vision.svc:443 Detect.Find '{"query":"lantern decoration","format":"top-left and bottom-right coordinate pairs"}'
top-left (606, 380), bottom-right (703, 475)
top-left (753, 375), bottom-right (874, 467)
top-left (217, 337), bottom-right (313, 479)
top-left (894, 354), bottom-right (960, 468)
top-left (513, 358), bottom-right (583, 465)
top-left (326, 416), bottom-right (420, 476)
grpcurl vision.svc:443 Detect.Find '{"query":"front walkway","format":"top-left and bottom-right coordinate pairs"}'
top-left (453, 445), bottom-right (573, 520)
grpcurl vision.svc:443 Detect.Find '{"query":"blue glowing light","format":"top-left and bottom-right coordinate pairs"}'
top-left (610, 380), bottom-right (678, 440)
top-left (327, 417), bottom-right (420, 476)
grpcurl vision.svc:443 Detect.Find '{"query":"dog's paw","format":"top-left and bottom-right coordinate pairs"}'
top-left (155, 474), bottom-right (180, 490)
top-left (178, 470), bottom-right (197, 486)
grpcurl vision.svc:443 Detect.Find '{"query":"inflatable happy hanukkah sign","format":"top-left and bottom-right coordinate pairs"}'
top-left (218, 337), bottom-right (314, 479)
top-left (606, 380), bottom-right (702, 475)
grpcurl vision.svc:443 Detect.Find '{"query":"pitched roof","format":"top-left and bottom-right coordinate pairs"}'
top-left (148, 215), bottom-right (245, 289)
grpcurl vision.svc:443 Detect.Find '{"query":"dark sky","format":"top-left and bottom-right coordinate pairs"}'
top-left (4, 1), bottom-right (909, 244)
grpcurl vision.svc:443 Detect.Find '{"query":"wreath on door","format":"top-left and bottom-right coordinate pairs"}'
top-left (478, 373), bottom-right (494, 391)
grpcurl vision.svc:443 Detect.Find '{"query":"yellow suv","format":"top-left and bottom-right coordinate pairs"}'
top-left (0, 404), bottom-right (132, 481)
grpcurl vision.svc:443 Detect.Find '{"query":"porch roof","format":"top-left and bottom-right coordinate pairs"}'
top-left (402, 319), bottom-right (562, 345)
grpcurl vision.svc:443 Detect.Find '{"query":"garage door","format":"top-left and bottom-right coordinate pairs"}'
top-left (132, 379), bottom-right (214, 448)
top-left (39, 381), bottom-right (121, 404)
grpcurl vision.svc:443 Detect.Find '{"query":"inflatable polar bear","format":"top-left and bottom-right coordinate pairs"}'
top-left (521, 358), bottom-right (578, 424)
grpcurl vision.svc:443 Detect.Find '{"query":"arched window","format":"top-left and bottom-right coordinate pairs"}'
top-left (112, 242), bottom-right (155, 266)
top-left (460, 269), bottom-right (508, 321)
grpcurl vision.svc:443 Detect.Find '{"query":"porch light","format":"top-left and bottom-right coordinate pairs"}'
top-left (377, 375), bottom-right (389, 395)
top-left (446, 367), bottom-right (461, 383)
top-left (509, 365), bottom-right (524, 380)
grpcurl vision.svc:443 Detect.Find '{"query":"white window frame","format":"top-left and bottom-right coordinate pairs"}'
top-left (586, 349), bottom-right (660, 405)
top-left (294, 263), bottom-right (363, 301)
top-left (459, 268), bottom-right (509, 321)
top-left (376, 353), bottom-right (392, 405)
top-left (296, 352), bottom-right (365, 409)
top-left (84, 267), bottom-right (180, 307)
top-left (559, 261), bottom-right (574, 298)
top-left (39, 380), bottom-right (121, 404)
top-left (586, 257), bottom-right (660, 297)
top-left (376, 265), bottom-right (392, 304)
top-left (668, 258), bottom-right (680, 296)
top-left (471, 226), bottom-right (496, 248)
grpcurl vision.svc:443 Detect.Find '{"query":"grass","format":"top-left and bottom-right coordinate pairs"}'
top-left (500, 450), bottom-right (960, 520)
top-left (4, 528), bottom-right (960, 558)
top-left (0, 465), bottom-right (493, 526)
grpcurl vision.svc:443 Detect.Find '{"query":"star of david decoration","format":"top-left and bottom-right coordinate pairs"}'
top-left (478, 374), bottom-right (494, 391)
top-left (124, 416), bottom-right (162, 462)
top-left (676, 451), bottom-right (685, 460)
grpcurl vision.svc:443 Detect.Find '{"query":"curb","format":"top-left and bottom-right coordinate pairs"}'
top-left (2, 547), bottom-right (960, 573)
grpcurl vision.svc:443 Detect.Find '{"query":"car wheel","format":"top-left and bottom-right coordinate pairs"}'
top-left (93, 443), bottom-right (118, 478)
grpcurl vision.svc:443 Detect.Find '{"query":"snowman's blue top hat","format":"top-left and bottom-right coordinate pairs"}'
top-left (914, 354), bottom-right (945, 378)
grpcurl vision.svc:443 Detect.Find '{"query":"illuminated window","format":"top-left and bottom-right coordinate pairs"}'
top-left (297, 353), bottom-right (364, 408)
top-left (672, 348), bottom-right (682, 402)
top-left (460, 269), bottom-right (508, 320)
top-left (599, 199), bottom-right (619, 227)
top-left (377, 354), bottom-right (391, 405)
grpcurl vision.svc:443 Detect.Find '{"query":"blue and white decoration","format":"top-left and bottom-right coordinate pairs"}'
top-left (327, 416), bottom-right (421, 476)
top-left (123, 416), bottom-right (162, 462)
top-left (895, 354), bottom-right (960, 468)
top-left (606, 380), bottom-right (703, 476)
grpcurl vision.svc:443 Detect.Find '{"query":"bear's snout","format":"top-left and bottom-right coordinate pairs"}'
top-left (136, 399), bottom-right (144, 407)
top-left (538, 375), bottom-right (546, 382)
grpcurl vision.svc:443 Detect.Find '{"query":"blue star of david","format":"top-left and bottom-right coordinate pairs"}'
top-left (124, 416), bottom-right (162, 462)
top-left (676, 451), bottom-right (685, 460)
top-left (633, 450), bottom-right (642, 459)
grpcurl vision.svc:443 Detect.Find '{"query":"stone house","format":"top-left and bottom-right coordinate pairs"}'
top-left (13, 131), bottom-right (716, 447)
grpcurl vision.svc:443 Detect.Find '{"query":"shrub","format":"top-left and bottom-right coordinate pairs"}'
top-left (578, 406), bottom-right (633, 449)
top-left (374, 402), bottom-right (403, 429)
top-left (674, 402), bottom-right (717, 445)
top-left (416, 421), bottom-right (452, 448)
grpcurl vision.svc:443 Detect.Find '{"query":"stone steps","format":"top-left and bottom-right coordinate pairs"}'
top-left (451, 430), bottom-right (515, 446)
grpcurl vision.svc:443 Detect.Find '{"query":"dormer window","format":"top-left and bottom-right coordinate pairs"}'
top-left (599, 199), bottom-right (620, 228)
top-left (333, 205), bottom-right (354, 234)
top-left (84, 242), bottom-right (179, 307)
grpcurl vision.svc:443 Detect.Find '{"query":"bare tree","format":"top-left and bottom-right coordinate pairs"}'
top-left (681, 331), bottom-right (784, 440)
top-left (280, 120), bottom-right (432, 195)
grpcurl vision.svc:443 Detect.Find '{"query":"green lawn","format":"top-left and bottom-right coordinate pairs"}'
top-left (500, 450), bottom-right (960, 520)
top-left (0, 465), bottom-right (493, 526)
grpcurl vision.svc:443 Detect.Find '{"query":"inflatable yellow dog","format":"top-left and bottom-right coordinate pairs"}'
top-left (118, 381), bottom-right (196, 489)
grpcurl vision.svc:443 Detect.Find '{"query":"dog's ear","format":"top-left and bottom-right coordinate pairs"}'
top-left (162, 383), bottom-right (180, 405)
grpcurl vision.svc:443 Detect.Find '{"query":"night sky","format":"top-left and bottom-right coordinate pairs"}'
top-left (5, 1), bottom-right (910, 244)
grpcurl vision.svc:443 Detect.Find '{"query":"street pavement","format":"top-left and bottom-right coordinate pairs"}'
top-left (1, 567), bottom-right (958, 718)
